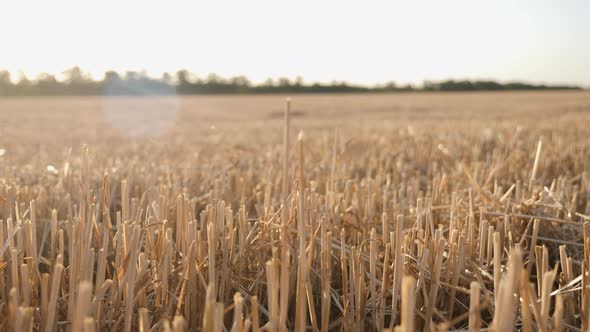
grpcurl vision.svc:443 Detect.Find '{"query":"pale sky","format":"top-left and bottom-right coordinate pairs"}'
top-left (1, 0), bottom-right (589, 86)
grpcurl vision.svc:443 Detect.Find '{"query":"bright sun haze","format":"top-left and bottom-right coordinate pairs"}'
top-left (2, 1), bottom-right (590, 331)
top-left (1, 0), bottom-right (589, 86)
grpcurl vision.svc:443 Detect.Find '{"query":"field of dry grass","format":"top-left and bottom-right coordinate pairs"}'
top-left (1, 91), bottom-right (590, 331)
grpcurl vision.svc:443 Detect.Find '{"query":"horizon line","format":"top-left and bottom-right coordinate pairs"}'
top-left (0, 67), bottom-right (586, 89)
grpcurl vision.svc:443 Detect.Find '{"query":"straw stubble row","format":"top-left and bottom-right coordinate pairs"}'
top-left (1, 100), bottom-right (590, 331)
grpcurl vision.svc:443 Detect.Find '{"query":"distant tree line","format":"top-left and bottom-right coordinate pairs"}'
top-left (422, 80), bottom-right (580, 91)
top-left (0, 67), bottom-right (581, 96)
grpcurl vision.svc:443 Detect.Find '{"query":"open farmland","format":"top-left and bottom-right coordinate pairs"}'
top-left (1, 91), bottom-right (590, 331)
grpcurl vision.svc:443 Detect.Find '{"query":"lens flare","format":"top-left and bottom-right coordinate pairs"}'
top-left (101, 77), bottom-right (178, 138)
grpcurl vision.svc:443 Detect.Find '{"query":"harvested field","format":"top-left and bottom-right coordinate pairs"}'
top-left (1, 91), bottom-right (590, 331)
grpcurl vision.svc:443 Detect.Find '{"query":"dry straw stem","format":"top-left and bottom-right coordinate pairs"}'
top-left (490, 248), bottom-right (522, 331)
top-left (399, 275), bottom-right (416, 332)
top-left (468, 281), bottom-right (481, 332)
top-left (529, 138), bottom-right (543, 190)
top-left (0, 97), bottom-right (589, 330)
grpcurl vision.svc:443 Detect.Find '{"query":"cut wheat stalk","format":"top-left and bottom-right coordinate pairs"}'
top-left (399, 275), bottom-right (416, 332)
top-left (468, 281), bottom-right (481, 332)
